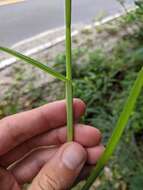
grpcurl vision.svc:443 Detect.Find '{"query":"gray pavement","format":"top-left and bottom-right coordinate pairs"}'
top-left (0, 0), bottom-right (134, 46)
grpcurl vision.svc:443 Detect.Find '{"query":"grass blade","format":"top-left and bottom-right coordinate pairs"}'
top-left (82, 67), bottom-right (143, 190)
top-left (0, 46), bottom-right (66, 82)
top-left (65, 0), bottom-right (74, 141)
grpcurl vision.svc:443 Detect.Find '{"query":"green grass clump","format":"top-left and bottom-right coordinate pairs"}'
top-left (54, 31), bottom-right (143, 189)
top-left (82, 67), bottom-right (143, 190)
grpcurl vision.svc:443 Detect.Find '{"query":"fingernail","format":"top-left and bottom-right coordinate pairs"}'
top-left (62, 143), bottom-right (86, 170)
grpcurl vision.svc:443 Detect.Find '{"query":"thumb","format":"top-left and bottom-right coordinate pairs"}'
top-left (29, 142), bottom-right (87, 190)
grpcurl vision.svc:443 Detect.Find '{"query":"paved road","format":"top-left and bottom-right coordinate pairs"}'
top-left (0, 0), bottom-right (134, 46)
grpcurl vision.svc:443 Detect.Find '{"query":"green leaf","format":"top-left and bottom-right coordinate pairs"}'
top-left (0, 47), bottom-right (66, 82)
top-left (82, 67), bottom-right (143, 190)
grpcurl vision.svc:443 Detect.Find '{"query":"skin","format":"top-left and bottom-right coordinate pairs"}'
top-left (0, 99), bottom-right (104, 190)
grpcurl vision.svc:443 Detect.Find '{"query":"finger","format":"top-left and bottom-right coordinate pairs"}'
top-left (0, 99), bottom-right (85, 155)
top-left (87, 145), bottom-right (105, 165)
top-left (28, 142), bottom-right (87, 190)
top-left (0, 125), bottom-right (101, 167)
top-left (10, 145), bottom-right (104, 185)
top-left (31, 124), bottom-right (101, 147)
top-left (0, 124), bottom-right (101, 167)
top-left (0, 167), bottom-right (20, 190)
top-left (10, 147), bottom-right (59, 185)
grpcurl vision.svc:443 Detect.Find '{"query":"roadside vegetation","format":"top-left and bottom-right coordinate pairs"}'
top-left (55, 4), bottom-right (143, 188)
top-left (0, 1), bottom-right (143, 189)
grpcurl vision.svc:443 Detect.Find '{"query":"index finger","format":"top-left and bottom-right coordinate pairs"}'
top-left (0, 99), bottom-right (85, 155)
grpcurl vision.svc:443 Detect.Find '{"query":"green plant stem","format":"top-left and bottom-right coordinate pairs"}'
top-left (0, 47), bottom-right (66, 82)
top-left (82, 67), bottom-right (143, 190)
top-left (65, 0), bottom-right (73, 141)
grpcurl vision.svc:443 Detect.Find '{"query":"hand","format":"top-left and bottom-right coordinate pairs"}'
top-left (0, 99), bottom-right (104, 190)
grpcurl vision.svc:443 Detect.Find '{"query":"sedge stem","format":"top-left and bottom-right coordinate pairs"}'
top-left (65, 0), bottom-right (73, 141)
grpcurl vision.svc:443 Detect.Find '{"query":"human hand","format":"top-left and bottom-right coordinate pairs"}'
top-left (0, 99), bottom-right (104, 190)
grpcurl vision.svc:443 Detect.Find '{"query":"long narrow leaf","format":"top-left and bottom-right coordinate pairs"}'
top-left (0, 47), bottom-right (66, 82)
top-left (82, 67), bottom-right (143, 190)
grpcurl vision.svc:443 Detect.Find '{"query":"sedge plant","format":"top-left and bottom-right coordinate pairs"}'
top-left (0, 0), bottom-right (143, 189)
top-left (0, 0), bottom-right (74, 142)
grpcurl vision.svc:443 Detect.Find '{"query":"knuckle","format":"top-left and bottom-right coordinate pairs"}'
top-left (37, 173), bottom-right (61, 190)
